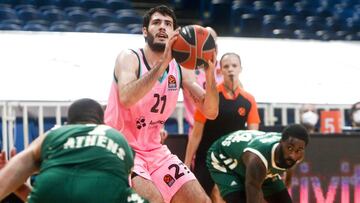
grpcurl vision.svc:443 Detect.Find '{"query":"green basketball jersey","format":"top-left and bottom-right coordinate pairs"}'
top-left (207, 130), bottom-right (287, 181)
top-left (28, 124), bottom-right (147, 203)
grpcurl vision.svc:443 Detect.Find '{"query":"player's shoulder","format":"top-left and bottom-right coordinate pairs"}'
top-left (249, 132), bottom-right (281, 146)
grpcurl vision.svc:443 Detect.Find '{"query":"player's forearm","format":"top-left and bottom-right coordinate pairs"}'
top-left (119, 59), bottom-right (168, 107)
top-left (245, 183), bottom-right (263, 203)
top-left (201, 70), bottom-right (219, 119)
top-left (14, 183), bottom-right (32, 202)
top-left (0, 151), bottom-right (36, 200)
top-left (184, 134), bottom-right (202, 167)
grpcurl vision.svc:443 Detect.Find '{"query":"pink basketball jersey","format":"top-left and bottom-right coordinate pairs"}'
top-left (105, 49), bottom-right (181, 151)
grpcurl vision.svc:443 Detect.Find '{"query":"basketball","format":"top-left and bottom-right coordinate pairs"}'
top-left (172, 25), bottom-right (216, 70)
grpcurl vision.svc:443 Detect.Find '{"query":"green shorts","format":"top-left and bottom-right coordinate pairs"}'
top-left (28, 168), bottom-right (148, 203)
top-left (207, 165), bottom-right (286, 198)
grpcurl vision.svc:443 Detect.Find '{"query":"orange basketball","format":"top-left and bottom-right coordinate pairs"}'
top-left (172, 25), bottom-right (216, 70)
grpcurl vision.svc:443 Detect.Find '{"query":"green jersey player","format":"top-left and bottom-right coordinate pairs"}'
top-left (0, 98), bottom-right (148, 203)
top-left (206, 124), bottom-right (309, 203)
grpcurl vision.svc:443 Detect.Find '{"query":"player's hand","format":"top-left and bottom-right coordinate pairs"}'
top-left (163, 27), bottom-right (180, 64)
top-left (205, 51), bottom-right (217, 72)
top-left (0, 150), bottom-right (7, 169)
top-left (0, 148), bottom-right (16, 169)
top-left (160, 128), bottom-right (168, 144)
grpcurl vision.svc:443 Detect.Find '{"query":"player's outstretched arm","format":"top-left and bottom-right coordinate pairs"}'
top-left (182, 57), bottom-right (219, 120)
top-left (0, 135), bottom-right (44, 201)
top-left (184, 120), bottom-right (205, 168)
top-left (243, 152), bottom-right (267, 203)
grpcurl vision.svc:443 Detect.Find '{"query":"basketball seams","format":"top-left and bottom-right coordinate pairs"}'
top-left (172, 25), bottom-right (215, 69)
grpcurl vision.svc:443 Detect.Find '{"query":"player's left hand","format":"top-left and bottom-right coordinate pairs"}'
top-left (160, 128), bottom-right (168, 144)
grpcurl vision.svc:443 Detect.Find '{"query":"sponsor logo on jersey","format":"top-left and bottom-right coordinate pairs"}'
top-left (163, 174), bottom-right (175, 187)
top-left (168, 75), bottom-right (177, 91)
top-left (238, 107), bottom-right (246, 116)
top-left (149, 120), bottom-right (165, 125)
top-left (136, 116), bottom-right (146, 129)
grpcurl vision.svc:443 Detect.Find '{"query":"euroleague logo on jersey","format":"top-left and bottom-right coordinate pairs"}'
top-left (163, 174), bottom-right (175, 187)
top-left (238, 107), bottom-right (246, 116)
top-left (168, 75), bottom-right (177, 91)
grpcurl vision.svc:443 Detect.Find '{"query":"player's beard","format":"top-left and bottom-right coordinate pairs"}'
top-left (278, 147), bottom-right (296, 169)
top-left (146, 32), bottom-right (165, 53)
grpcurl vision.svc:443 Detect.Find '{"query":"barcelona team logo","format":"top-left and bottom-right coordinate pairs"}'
top-left (168, 75), bottom-right (177, 91)
top-left (163, 174), bottom-right (175, 187)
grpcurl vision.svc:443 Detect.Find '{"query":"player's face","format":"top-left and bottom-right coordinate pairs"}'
top-left (278, 137), bottom-right (306, 168)
top-left (221, 55), bottom-right (242, 82)
top-left (144, 12), bottom-right (174, 52)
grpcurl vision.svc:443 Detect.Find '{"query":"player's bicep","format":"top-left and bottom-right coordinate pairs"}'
top-left (115, 50), bottom-right (139, 89)
top-left (243, 151), bottom-right (267, 187)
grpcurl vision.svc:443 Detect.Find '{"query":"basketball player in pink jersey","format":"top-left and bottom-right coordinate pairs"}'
top-left (182, 26), bottom-right (222, 140)
top-left (105, 5), bottom-right (218, 203)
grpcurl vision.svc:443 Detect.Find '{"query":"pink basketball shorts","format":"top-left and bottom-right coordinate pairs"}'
top-left (133, 146), bottom-right (196, 203)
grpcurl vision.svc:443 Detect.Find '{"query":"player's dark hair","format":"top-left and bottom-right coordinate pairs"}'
top-left (67, 98), bottom-right (104, 124)
top-left (143, 5), bottom-right (178, 30)
top-left (281, 124), bottom-right (309, 145)
top-left (220, 52), bottom-right (242, 67)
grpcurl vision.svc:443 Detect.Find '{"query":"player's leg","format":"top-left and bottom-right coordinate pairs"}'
top-left (132, 174), bottom-right (165, 203)
top-left (131, 154), bottom-right (165, 203)
top-left (264, 189), bottom-right (292, 203)
top-left (170, 179), bottom-right (211, 203)
top-left (262, 178), bottom-right (292, 203)
top-left (222, 190), bottom-right (246, 203)
top-left (211, 184), bottom-right (226, 203)
top-left (150, 154), bottom-right (209, 203)
top-left (193, 157), bottom-right (214, 196)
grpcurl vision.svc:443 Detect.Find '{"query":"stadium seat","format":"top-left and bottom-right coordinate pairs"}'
top-left (79, 0), bottom-right (107, 9)
top-left (273, 1), bottom-right (294, 16)
top-left (106, 0), bottom-right (131, 11)
top-left (23, 22), bottom-right (48, 31)
top-left (17, 6), bottom-right (41, 21)
top-left (91, 9), bottom-right (116, 24)
top-left (37, 0), bottom-right (62, 7)
top-left (283, 15), bottom-right (305, 31)
top-left (116, 11), bottom-right (142, 25)
top-left (237, 13), bottom-right (262, 37)
top-left (38, 5), bottom-right (61, 12)
top-left (127, 23), bottom-right (142, 34)
top-left (231, 0), bottom-right (254, 28)
top-left (0, 18), bottom-right (23, 26)
top-left (315, 30), bottom-right (333, 41)
top-left (17, 0), bottom-right (37, 6)
top-left (49, 23), bottom-right (73, 31)
top-left (51, 20), bottom-right (73, 27)
top-left (42, 8), bottom-right (66, 22)
top-left (262, 14), bottom-right (282, 37)
top-left (67, 9), bottom-right (91, 24)
top-left (101, 23), bottom-right (128, 33)
top-left (0, 22), bottom-right (22, 30)
top-left (271, 28), bottom-right (293, 39)
top-left (253, 0), bottom-right (275, 16)
top-left (0, 7), bottom-right (17, 21)
top-left (306, 16), bottom-right (326, 31)
top-left (75, 21), bottom-right (99, 32)
top-left (293, 29), bottom-right (317, 40)
top-left (208, 0), bottom-right (232, 34)
top-left (60, 0), bottom-right (80, 7)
